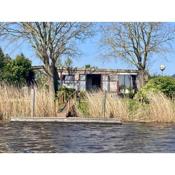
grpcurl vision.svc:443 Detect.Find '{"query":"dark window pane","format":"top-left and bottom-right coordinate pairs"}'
top-left (65, 75), bottom-right (75, 81)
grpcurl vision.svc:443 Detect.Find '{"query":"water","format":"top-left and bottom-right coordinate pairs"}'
top-left (0, 122), bottom-right (175, 152)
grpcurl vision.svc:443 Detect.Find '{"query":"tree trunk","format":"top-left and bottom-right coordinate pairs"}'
top-left (48, 74), bottom-right (56, 99)
top-left (51, 63), bottom-right (59, 93)
top-left (138, 70), bottom-right (148, 89)
top-left (46, 64), bottom-right (59, 99)
top-left (43, 63), bottom-right (59, 116)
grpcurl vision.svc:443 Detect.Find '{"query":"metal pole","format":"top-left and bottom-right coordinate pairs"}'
top-left (103, 90), bottom-right (107, 118)
top-left (31, 86), bottom-right (35, 117)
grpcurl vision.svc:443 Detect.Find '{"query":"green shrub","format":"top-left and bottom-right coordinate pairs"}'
top-left (127, 99), bottom-right (140, 112)
top-left (135, 76), bottom-right (175, 102)
top-left (3, 54), bottom-right (34, 86)
top-left (35, 71), bottom-right (48, 89)
top-left (56, 86), bottom-right (76, 100)
top-left (77, 100), bottom-right (89, 116)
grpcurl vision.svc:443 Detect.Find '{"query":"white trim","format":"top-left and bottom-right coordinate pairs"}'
top-left (117, 73), bottom-right (138, 75)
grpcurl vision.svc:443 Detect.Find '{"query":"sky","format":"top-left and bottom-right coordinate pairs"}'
top-left (0, 22), bottom-right (175, 76)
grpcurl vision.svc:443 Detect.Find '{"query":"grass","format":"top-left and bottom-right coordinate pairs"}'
top-left (0, 85), bottom-right (56, 119)
top-left (76, 91), bottom-right (175, 123)
top-left (146, 92), bottom-right (175, 122)
top-left (84, 92), bottom-right (129, 120)
top-left (76, 91), bottom-right (130, 120)
top-left (1, 85), bottom-right (175, 123)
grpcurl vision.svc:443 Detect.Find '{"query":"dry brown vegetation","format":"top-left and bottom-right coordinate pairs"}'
top-left (85, 92), bottom-right (129, 120)
top-left (78, 91), bottom-right (175, 123)
top-left (146, 92), bottom-right (175, 122)
top-left (0, 86), bottom-right (56, 119)
top-left (0, 85), bottom-right (175, 123)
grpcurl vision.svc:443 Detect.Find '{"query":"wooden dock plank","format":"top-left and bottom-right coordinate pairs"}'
top-left (10, 117), bottom-right (122, 124)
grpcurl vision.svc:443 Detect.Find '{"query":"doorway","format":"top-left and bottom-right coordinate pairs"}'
top-left (86, 74), bottom-right (102, 91)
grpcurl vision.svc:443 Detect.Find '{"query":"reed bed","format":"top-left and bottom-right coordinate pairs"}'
top-left (80, 91), bottom-right (175, 122)
top-left (0, 85), bottom-right (175, 123)
top-left (84, 92), bottom-right (129, 120)
top-left (0, 86), bottom-right (56, 119)
top-left (146, 92), bottom-right (175, 122)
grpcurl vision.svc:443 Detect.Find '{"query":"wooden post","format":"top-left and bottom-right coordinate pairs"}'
top-left (54, 99), bottom-right (56, 116)
top-left (103, 90), bottom-right (107, 118)
top-left (67, 99), bottom-right (70, 114)
top-left (31, 86), bottom-right (35, 117)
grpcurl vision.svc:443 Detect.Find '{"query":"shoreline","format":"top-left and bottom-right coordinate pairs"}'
top-left (10, 117), bottom-right (122, 124)
top-left (8, 117), bottom-right (175, 124)
top-left (1, 117), bottom-right (175, 124)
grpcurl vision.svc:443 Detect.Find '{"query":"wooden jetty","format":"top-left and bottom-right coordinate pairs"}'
top-left (10, 117), bottom-right (122, 124)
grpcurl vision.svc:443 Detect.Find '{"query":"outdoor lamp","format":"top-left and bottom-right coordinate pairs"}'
top-left (160, 64), bottom-right (166, 75)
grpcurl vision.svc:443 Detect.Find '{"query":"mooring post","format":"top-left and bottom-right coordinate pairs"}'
top-left (103, 90), bottom-right (107, 118)
top-left (31, 86), bottom-right (35, 117)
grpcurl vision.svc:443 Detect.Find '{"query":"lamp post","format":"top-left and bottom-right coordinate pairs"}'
top-left (160, 64), bottom-right (166, 76)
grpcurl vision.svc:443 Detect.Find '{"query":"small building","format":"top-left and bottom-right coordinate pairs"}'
top-left (33, 66), bottom-right (140, 95)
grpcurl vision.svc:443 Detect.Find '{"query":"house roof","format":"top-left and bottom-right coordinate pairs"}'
top-left (32, 65), bottom-right (139, 74)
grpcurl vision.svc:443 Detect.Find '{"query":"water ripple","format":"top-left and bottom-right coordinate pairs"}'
top-left (0, 122), bottom-right (175, 152)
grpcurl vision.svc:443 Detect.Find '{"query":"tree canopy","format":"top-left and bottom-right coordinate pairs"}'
top-left (3, 22), bottom-right (93, 97)
top-left (0, 49), bottom-right (34, 86)
top-left (101, 22), bottom-right (175, 86)
top-left (0, 48), bottom-right (11, 81)
top-left (101, 23), bottom-right (174, 69)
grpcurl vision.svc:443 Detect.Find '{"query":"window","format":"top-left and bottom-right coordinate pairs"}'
top-left (118, 74), bottom-right (136, 94)
top-left (62, 74), bottom-right (75, 82)
top-left (64, 75), bottom-right (75, 81)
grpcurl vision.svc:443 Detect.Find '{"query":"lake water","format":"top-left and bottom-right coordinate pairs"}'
top-left (0, 122), bottom-right (175, 153)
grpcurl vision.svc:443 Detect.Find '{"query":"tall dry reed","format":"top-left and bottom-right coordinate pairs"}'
top-left (83, 91), bottom-right (175, 122)
top-left (0, 85), bottom-right (56, 119)
top-left (1, 85), bottom-right (175, 123)
top-left (146, 92), bottom-right (175, 122)
top-left (85, 92), bottom-right (129, 120)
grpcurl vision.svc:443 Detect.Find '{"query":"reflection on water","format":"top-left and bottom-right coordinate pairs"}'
top-left (0, 122), bottom-right (175, 152)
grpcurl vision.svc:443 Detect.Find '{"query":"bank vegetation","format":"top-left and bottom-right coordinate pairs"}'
top-left (1, 84), bottom-right (175, 123)
top-left (77, 91), bottom-right (175, 123)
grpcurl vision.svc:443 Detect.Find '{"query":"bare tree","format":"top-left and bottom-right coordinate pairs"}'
top-left (101, 22), bottom-right (175, 87)
top-left (5, 22), bottom-right (93, 98)
top-left (0, 23), bottom-right (10, 39)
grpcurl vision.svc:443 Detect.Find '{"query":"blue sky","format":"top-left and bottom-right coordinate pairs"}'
top-left (1, 23), bottom-right (175, 76)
